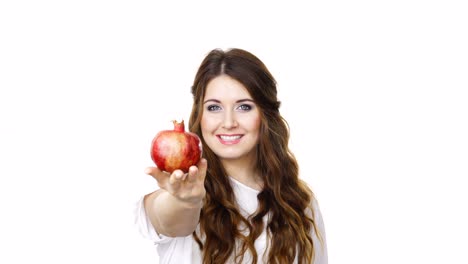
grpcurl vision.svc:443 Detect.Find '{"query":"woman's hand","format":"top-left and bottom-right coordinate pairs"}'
top-left (143, 158), bottom-right (208, 236)
top-left (145, 158), bottom-right (207, 205)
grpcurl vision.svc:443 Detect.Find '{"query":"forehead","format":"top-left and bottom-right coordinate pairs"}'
top-left (204, 75), bottom-right (252, 100)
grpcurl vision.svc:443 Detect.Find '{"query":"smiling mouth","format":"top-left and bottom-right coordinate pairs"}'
top-left (217, 135), bottom-right (242, 144)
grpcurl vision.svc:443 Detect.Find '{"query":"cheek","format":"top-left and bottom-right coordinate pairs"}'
top-left (248, 115), bottom-right (262, 137)
top-left (252, 111), bottom-right (261, 129)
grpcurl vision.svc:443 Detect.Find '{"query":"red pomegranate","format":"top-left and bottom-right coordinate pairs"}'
top-left (150, 120), bottom-right (202, 173)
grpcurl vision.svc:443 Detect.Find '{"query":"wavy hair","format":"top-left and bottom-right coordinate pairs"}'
top-left (189, 48), bottom-right (322, 263)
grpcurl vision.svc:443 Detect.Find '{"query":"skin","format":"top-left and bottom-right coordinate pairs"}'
top-left (201, 74), bottom-right (262, 190)
top-left (144, 74), bottom-right (262, 237)
top-left (144, 159), bottom-right (207, 237)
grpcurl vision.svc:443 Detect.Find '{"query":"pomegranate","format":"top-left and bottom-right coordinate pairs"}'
top-left (150, 120), bottom-right (202, 173)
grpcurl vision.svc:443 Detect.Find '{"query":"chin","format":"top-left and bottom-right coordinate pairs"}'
top-left (216, 153), bottom-right (242, 160)
top-left (212, 149), bottom-right (242, 159)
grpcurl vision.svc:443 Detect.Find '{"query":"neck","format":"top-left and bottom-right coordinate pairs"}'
top-left (221, 156), bottom-right (263, 191)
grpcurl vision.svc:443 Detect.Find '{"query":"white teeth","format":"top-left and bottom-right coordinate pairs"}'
top-left (219, 135), bottom-right (241, 141)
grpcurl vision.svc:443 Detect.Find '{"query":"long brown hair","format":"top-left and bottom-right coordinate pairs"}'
top-left (189, 48), bottom-right (322, 263)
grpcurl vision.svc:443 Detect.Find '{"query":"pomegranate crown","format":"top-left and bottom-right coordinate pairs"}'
top-left (172, 119), bottom-right (185, 132)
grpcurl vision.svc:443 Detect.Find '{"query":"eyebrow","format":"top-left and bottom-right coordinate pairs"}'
top-left (203, 99), bottom-right (255, 104)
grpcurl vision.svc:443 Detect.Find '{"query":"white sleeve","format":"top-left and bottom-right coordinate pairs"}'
top-left (312, 198), bottom-right (329, 264)
top-left (133, 195), bottom-right (173, 244)
top-left (133, 195), bottom-right (199, 263)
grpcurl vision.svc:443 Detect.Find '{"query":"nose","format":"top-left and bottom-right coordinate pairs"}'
top-left (222, 110), bottom-right (238, 129)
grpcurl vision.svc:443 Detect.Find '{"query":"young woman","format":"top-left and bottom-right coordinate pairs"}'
top-left (135, 48), bottom-right (328, 264)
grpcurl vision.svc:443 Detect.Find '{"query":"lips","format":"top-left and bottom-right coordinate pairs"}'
top-left (217, 134), bottom-right (243, 145)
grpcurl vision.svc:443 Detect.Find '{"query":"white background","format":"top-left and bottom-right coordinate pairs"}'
top-left (1, 1), bottom-right (467, 263)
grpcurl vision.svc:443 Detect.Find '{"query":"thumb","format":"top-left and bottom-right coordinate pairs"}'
top-left (145, 166), bottom-right (169, 185)
top-left (197, 158), bottom-right (208, 182)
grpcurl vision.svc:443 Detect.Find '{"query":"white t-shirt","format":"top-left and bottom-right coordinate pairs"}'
top-left (134, 177), bottom-right (328, 264)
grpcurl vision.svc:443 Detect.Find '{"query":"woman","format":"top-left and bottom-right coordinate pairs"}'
top-left (135, 48), bottom-right (328, 263)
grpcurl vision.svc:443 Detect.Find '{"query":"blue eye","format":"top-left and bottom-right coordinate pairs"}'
top-left (207, 105), bottom-right (221, 111)
top-left (237, 104), bottom-right (252, 111)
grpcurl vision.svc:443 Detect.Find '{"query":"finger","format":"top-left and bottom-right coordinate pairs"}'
top-left (144, 166), bottom-right (158, 175)
top-left (186, 165), bottom-right (199, 183)
top-left (196, 158), bottom-right (208, 182)
top-left (145, 166), bottom-right (168, 184)
top-left (169, 169), bottom-right (185, 185)
top-left (187, 158), bottom-right (207, 182)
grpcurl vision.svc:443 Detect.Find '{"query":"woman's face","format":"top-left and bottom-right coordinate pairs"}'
top-left (201, 75), bottom-right (261, 162)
